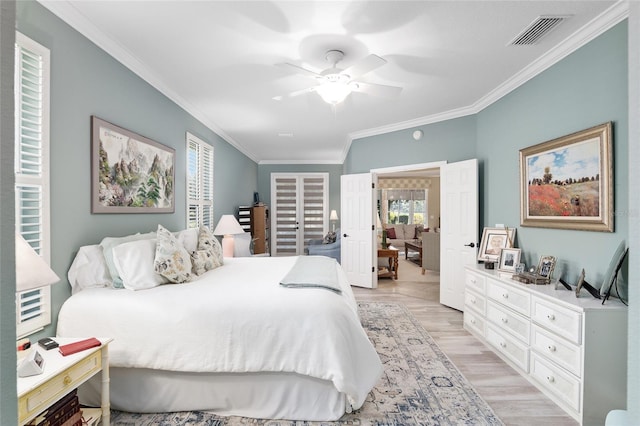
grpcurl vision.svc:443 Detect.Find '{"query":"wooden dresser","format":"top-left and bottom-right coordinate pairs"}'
top-left (463, 265), bottom-right (627, 425)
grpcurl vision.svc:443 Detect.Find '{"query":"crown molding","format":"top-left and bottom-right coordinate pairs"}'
top-left (340, 0), bottom-right (629, 164)
top-left (38, 1), bottom-right (259, 163)
top-left (258, 159), bottom-right (343, 165)
top-left (39, 1), bottom-right (628, 166)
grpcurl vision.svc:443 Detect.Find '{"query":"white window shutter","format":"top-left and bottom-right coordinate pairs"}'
top-left (15, 33), bottom-right (52, 338)
top-left (186, 132), bottom-right (214, 229)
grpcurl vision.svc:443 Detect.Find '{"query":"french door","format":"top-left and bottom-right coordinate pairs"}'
top-left (270, 173), bottom-right (329, 256)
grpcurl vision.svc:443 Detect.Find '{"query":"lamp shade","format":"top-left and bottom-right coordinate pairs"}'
top-left (330, 210), bottom-right (339, 221)
top-left (15, 233), bottom-right (59, 292)
top-left (213, 215), bottom-right (245, 236)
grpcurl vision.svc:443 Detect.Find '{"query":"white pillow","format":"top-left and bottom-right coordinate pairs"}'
top-left (175, 227), bottom-right (199, 253)
top-left (112, 239), bottom-right (169, 290)
top-left (67, 245), bottom-right (112, 294)
top-left (100, 231), bottom-right (156, 288)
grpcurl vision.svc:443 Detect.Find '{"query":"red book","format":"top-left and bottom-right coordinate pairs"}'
top-left (58, 338), bottom-right (101, 356)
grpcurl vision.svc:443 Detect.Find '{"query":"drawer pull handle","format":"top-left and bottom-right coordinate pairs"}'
top-left (548, 345), bottom-right (557, 352)
top-left (470, 319), bottom-right (476, 324)
top-left (499, 341), bottom-right (506, 348)
top-left (501, 317), bottom-right (508, 323)
top-left (471, 296), bottom-right (476, 303)
top-left (502, 293), bottom-right (509, 299)
top-left (63, 375), bottom-right (72, 386)
top-left (546, 375), bottom-right (555, 383)
top-left (547, 314), bottom-right (556, 321)
top-left (470, 278), bottom-right (476, 284)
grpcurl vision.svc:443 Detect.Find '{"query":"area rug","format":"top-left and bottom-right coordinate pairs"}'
top-left (110, 302), bottom-right (503, 426)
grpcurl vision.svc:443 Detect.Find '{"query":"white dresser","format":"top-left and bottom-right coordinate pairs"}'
top-left (464, 265), bottom-right (627, 425)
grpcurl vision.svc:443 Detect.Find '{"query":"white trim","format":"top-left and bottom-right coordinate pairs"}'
top-left (371, 161), bottom-right (447, 176)
top-left (259, 159), bottom-right (343, 165)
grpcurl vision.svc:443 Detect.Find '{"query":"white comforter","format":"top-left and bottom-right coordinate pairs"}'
top-left (57, 256), bottom-right (382, 410)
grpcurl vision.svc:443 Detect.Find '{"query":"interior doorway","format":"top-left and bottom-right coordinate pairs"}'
top-left (371, 162), bottom-right (445, 288)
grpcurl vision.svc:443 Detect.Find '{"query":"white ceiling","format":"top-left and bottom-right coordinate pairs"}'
top-left (40, 1), bottom-right (625, 164)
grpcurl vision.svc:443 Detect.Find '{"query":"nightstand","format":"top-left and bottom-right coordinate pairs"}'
top-left (17, 337), bottom-right (112, 426)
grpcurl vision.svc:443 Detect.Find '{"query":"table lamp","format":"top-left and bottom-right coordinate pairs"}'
top-left (330, 210), bottom-right (339, 231)
top-left (213, 215), bottom-right (245, 257)
top-left (15, 233), bottom-right (60, 377)
top-left (16, 232), bottom-right (59, 292)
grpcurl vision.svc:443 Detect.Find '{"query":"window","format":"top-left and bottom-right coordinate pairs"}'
top-left (186, 132), bottom-right (214, 229)
top-left (384, 189), bottom-right (427, 225)
top-left (15, 33), bottom-right (52, 338)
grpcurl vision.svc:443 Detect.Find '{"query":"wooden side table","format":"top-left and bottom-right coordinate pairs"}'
top-left (17, 338), bottom-right (112, 426)
top-left (377, 245), bottom-right (399, 279)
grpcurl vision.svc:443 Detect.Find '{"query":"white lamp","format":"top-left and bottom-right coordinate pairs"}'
top-left (16, 233), bottom-right (59, 292)
top-left (329, 210), bottom-right (339, 231)
top-left (213, 215), bottom-right (245, 257)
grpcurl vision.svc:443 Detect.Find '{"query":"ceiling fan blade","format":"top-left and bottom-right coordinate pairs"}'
top-left (351, 81), bottom-right (402, 98)
top-left (342, 54), bottom-right (387, 78)
top-left (273, 86), bottom-right (318, 101)
top-left (276, 62), bottom-right (322, 79)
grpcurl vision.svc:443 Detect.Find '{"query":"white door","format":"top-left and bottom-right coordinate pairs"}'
top-left (341, 173), bottom-right (375, 288)
top-left (440, 159), bottom-right (478, 311)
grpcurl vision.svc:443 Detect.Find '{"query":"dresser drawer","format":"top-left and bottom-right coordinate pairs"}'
top-left (531, 324), bottom-right (582, 378)
top-left (465, 288), bottom-right (486, 315)
top-left (531, 296), bottom-right (582, 345)
top-left (486, 324), bottom-right (529, 371)
top-left (486, 278), bottom-right (530, 316)
top-left (530, 352), bottom-right (581, 412)
top-left (20, 350), bottom-right (101, 418)
top-left (466, 271), bottom-right (486, 293)
top-left (486, 300), bottom-right (530, 344)
top-left (464, 310), bottom-right (485, 337)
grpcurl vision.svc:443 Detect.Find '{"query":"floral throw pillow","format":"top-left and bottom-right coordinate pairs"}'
top-left (191, 250), bottom-right (218, 275)
top-left (154, 224), bottom-right (193, 283)
top-left (322, 231), bottom-right (337, 244)
top-left (197, 226), bottom-right (224, 271)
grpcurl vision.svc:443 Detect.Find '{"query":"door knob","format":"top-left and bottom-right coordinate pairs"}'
top-left (464, 242), bottom-right (475, 248)
top-left (343, 233), bottom-right (348, 238)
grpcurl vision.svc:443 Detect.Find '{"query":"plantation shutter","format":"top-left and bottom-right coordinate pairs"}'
top-left (186, 132), bottom-right (214, 229)
top-left (271, 173), bottom-right (328, 256)
top-left (301, 176), bottom-right (326, 243)
top-left (15, 33), bottom-right (52, 338)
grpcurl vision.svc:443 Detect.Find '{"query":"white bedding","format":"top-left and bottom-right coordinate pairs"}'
top-left (57, 256), bottom-right (382, 413)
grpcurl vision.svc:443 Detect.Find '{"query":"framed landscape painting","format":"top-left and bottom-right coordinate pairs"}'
top-left (519, 122), bottom-right (613, 232)
top-left (91, 116), bottom-right (175, 213)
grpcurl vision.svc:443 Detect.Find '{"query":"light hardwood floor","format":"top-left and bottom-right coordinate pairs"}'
top-left (352, 258), bottom-right (578, 426)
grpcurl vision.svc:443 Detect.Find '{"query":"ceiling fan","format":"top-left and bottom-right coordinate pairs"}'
top-left (274, 50), bottom-right (402, 105)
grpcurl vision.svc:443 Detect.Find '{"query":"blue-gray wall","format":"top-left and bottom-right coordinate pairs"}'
top-left (344, 115), bottom-right (478, 174)
top-left (258, 164), bottom-right (343, 229)
top-left (17, 1), bottom-right (258, 338)
top-left (477, 22), bottom-right (628, 286)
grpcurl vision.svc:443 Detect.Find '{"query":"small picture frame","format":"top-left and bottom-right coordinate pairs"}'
top-left (498, 248), bottom-right (521, 272)
top-left (477, 227), bottom-right (517, 262)
top-left (575, 268), bottom-right (586, 297)
top-left (536, 255), bottom-right (557, 279)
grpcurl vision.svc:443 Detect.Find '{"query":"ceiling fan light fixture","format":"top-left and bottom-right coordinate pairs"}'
top-left (316, 81), bottom-right (352, 105)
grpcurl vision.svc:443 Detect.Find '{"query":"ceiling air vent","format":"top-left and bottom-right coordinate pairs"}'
top-left (509, 15), bottom-right (569, 46)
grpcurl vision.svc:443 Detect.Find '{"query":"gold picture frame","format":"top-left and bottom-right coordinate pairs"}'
top-left (519, 122), bottom-right (613, 232)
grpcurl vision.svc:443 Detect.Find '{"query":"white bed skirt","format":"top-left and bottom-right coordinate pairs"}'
top-left (80, 367), bottom-right (348, 421)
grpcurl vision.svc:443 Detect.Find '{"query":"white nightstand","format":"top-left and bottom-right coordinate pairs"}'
top-left (17, 337), bottom-right (112, 426)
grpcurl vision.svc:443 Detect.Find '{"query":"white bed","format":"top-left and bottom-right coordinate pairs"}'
top-left (57, 254), bottom-right (382, 421)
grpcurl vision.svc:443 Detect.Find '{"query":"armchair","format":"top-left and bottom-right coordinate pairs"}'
top-left (307, 229), bottom-right (341, 263)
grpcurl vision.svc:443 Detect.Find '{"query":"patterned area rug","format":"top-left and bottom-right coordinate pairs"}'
top-left (111, 302), bottom-right (503, 425)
